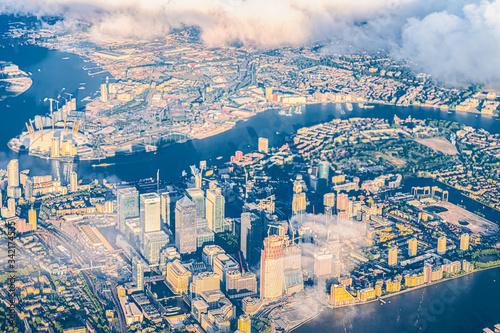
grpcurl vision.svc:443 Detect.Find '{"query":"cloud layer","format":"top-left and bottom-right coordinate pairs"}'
top-left (2, 0), bottom-right (500, 84)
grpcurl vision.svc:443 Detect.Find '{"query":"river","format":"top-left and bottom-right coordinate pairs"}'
top-left (294, 266), bottom-right (500, 333)
top-left (2, 15), bottom-right (500, 333)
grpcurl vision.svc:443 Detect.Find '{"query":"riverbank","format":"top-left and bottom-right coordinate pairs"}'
top-left (291, 264), bottom-right (500, 332)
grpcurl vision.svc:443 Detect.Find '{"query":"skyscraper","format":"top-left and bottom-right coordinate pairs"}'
top-left (258, 137), bottom-right (269, 154)
top-left (314, 247), bottom-right (333, 277)
top-left (132, 256), bottom-right (144, 291)
top-left (388, 246), bottom-right (398, 266)
top-left (100, 83), bottom-right (108, 102)
top-left (70, 171), bottom-right (78, 193)
top-left (206, 189), bottom-right (225, 233)
top-left (143, 231), bottom-right (169, 264)
top-left (140, 193), bottom-right (161, 237)
top-left (175, 196), bottom-right (197, 254)
top-left (260, 235), bottom-right (284, 299)
top-left (408, 238), bottom-right (418, 257)
top-left (437, 236), bottom-right (447, 255)
top-left (292, 192), bottom-right (306, 215)
top-left (318, 161), bottom-right (330, 182)
top-left (116, 187), bottom-right (139, 233)
top-left (336, 193), bottom-right (349, 212)
top-left (51, 137), bottom-right (60, 158)
top-left (186, 188), bottom-right (205, 220)
top-left (7, 159), bottom-right (19, 188)
top-left (460, 233), bottom-right (469, 251)
top-left (240, 212), bottom-right (262, 264)
top-left (24, 177), bottom-right (33, 200)
top-left (28, 208), bottom-right (37, 231)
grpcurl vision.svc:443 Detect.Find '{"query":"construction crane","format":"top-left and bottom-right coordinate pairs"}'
top-left (258, 194), bottom-right (275, 213)
top-left (267, 224), bottom-right (285, 238)
top-left (43, 98), bottom-right (59, 115)
top-left (64, 92), bottom-right (73, 100)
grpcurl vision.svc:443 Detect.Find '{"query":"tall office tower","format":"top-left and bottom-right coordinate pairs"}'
top-left (206, 189), bottom-right (225, 233)
top-left (314, 247), bottom-right (333, 277)
top-left (265, 87), bottom-right (273, 100)
top-left (69, 171), bottom-right (78, 193)
top-left (175, 196), bottom-right (197, 254)
top-left (324, 192), bottom-right (336, 226)
top-left (143, 230), bottom-right (169, 264)
top-left (260, 235), bottom-right (285, 299)
top-left (140, 193), bottom-right (161, 237)
top-left (283, 244), bottom-right (302, 271)
top-left (388, 246), bottom-right (398, 266)
top-left (292, 192), bottom-right (307, 216)
top-left (238, 314), bottom-right (252, 333)
top-left (117, 187), bottom-right (139, 233)
top-left (51, 137), bottom-right (60, 158)
top-left (408, 238), bottom-right (418, 257)
top-left (186, 188), bottom-right (205, 220)
top-left (24, 178), bottom-right (33, 200)
top-left (100, 83), bottom-right (108, 102)
top-left (7, 159), bottom-right (19, 188)
top-left (132, 256), bottom-right (144, 291)
top-left (28, 208), bottom-right (37, 231)
top-left (460, 233), bottom-right (470, 251)
top-left (336, 193), bottom-right (349, 212)
top-left (240, 212), bottom-right (262, 264)
top-left (258, 137), bottom-right (269, 154)
top-left (0, 190), bottom-right (2, 208)
top-left (437, 236), bottom-right (447, 255)
top-left (318, 161), bottom-right (330, 182)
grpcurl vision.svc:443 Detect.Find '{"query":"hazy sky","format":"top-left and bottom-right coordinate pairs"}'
top-left (2, 0), bottom-right (500, 84)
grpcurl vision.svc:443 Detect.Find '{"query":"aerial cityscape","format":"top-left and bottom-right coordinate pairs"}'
top-left (1, 1), bottom-right (500, 333)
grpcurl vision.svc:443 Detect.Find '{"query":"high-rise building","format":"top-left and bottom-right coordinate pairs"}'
top-left (213, 253), bottom-right (239, 285)
top-left (388, 246), bottom-right (398, 266)
top-left (460, 233), bottom-right (469, 251)
top-left (260, 235), bottom-right (284, 299)
top-left (175, 196), bottom-right (197, 254)
top-left (132, 256), bottom-right (144, 291)
top-left (408, 238), bottom-right (418, 257)
top-left (336, 193), bottom-right (349, 212)
top-left (142, 230), bottom-right (169, 264)
top-left (318, 161), bottom-right (330, 182)
top-left (7, 159), bottom-right (19, 188)
top-left (24, 177), bottom-right (33, 200)
top-left (314, 247), bottom-right (333, 277)
top-left (28, 208), bottom-right (37, 231)
top-left (186, 188), bottom-right (205, 220)
top-left (117, 187), bottom-right (139, 233)
top-left (100, 83), bottom-right (108, 102)
top-left (324, 192), bottom-right (336, 225)
top-left (240, 212), bottom-right (262, 264)
top-left (292, 192), bottom-right (307, 215)
top-left (140, 193), bottom-right (161, 238)
top-left (206, 189), bottom-right (225, 233)
top-left (424, 262), bottom-right (433, 283)
top-left (70, 171), bottom-right (78, 192)
top-left (258, 137), bottom-right (269, 154)
top-left (238, 314), bottom-right (252, 333)
top-left (51, 137), bottom-right (60, 157)
top-left (437, 236), bottom-right (447, 255)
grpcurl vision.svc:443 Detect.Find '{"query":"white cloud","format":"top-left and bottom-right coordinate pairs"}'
top-left (2, 0), bottom-right (500, 83)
